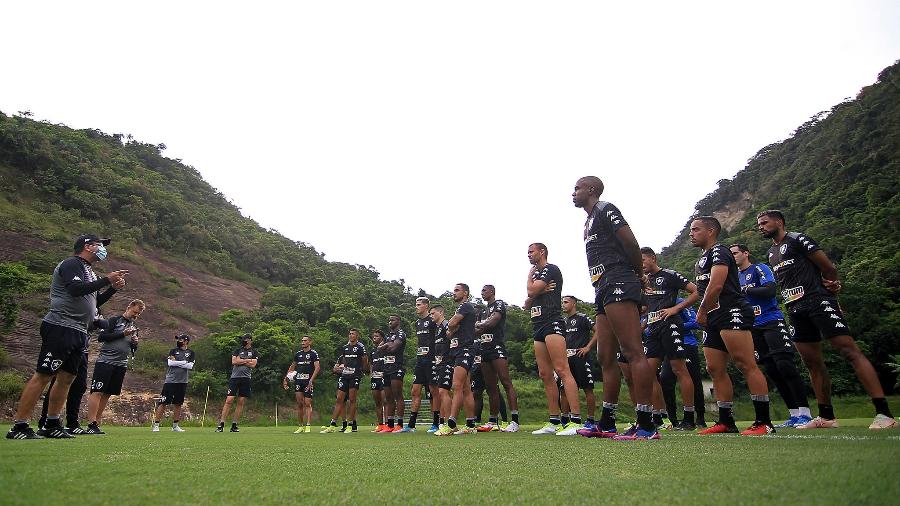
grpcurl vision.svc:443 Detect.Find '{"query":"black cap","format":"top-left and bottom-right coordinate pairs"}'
top-left (175, 334), bottom-right (191, 343)
top-left (74, 234), bottom-right (111, 253)
top-left (240, 334), bottom-right (252, 344)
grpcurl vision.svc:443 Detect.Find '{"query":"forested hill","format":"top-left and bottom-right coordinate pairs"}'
top-left (658, 60), bottom-right (899, 391)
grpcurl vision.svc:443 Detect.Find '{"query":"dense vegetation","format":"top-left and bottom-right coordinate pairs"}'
top-left (1, 60), bottom-right (897, 397)
top-left (659, 60), bottom-right (900, 392)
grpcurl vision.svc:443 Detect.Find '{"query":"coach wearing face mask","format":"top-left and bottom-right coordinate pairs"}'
top-left (6, 234), bottom-right (128, 440)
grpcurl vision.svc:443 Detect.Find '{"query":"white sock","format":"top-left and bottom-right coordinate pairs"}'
top-left (798, 407), bottom-right (812, 418)
top-left (789, 408), bottom-right (800, 417)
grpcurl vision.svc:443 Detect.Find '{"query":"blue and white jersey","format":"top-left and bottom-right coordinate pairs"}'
top-left (738, 263), bottom-right (784, 326)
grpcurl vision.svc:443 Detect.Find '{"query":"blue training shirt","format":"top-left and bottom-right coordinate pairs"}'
top-left (738, 263), bottom-right (784, 325)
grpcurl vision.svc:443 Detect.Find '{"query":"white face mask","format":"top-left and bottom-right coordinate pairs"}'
top-left (95, 244), bottom-right (108, 261)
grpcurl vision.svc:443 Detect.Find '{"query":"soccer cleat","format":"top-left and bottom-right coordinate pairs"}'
top-left (556, 422), bottom-right (582, 436)
top-left (501, 421), bottom-right (520, 433)
top-left (304, 425), bottom-right (311, 433)
top-left (372, 424), bottom-right (388, 433)
top-left (674, 421), bottom-right (696, 431)
top-left (796, 416), bottom-right (839, 429)
top-left (740, 423), bottom-right (775, 436)
top-left (697, 422), bottom-right (739, 435)
top-left (576, 426), bottom-right (602, 437)
top-left (774, 416), bottom-right (801, 428)
top-left (376, 425), bottom-right (394, 433)
top-left (67, 425), bottom-right (88, 435)
top-left (82, 423), bottom-right (105, 435)
top-left (582, 420), bottom-right (595, 431)
top-left (426, 424), bottom-right (440, 433)
top-left (397, 426), bottom-right (415, 433)
top-left (658, 423), bottom-right (674, 431)
top-left (613, 428), bottom-right (660, 440)
top-left (38, 425), bottom-right (76, 438)
top-left (531, 422), bottom-right (560, 435)
top-left (172, 425), bottom-right (185, 433)
top-left (792, 415), bottom-right (813, 427)
top-left (391, 425), bottom-right (404, 433)
top-left (6, 425), bottom-right (43, 440)
top-left (868, 414), bottom-right (898, 430)
top-left (152, 423), bottom-right (160, 432)
top-left (320, 426), bottom-right (339, 433)
top-left (229, 425), bottom-right (240, 433)
top-left (340, 426), bottom-right (352, 433)
top-left (696, 420), bottom-right (708, 428)
top-left (434, 425), bottom-right (454, 436)
top-left (456, 426), bottom-right (476, 435)
top-left (476, 422), bottom-right (498, 432)
top-left (215, 423), bottom-right (224, 432)
top-left (293, 426), bottom-right (305, 434)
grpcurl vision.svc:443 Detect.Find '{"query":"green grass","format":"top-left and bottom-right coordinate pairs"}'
top-left (1, 420), bottom-right (897, 505)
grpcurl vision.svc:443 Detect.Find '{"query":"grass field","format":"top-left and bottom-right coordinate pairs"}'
top-left (1, 419), bottom-right (897, 505)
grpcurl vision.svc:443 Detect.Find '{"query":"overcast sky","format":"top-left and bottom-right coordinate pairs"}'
top-left (3, 1), bottom-right (899, 303)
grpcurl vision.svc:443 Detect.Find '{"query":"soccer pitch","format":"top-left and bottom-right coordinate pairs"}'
top-left (1, 419), bottom-right (897, 505)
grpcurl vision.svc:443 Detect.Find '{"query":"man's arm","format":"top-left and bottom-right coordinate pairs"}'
top-left (664, 282), bottom-right (700, 318)
top-left (447, 313), bottom-right (464, 336)
top-left (96, 286), bottom-right (117, 307)
top-left (311, 360), bottom-right (321, 383)
top-left (698, 265), bottom-right (728, 325)
top-left (614, 225), bottom-right (644, 278)
top-left (282, 361), bottom-right (297, 389)
top-left (476, 311), bottom-right (502, 330)
top-left (807, 250), bottom-right (840, 292)
top-left (96, 316), bottom-right (129, 342)
top-left (577, 318), bottom-right (598, 357)
top-left (231, 354), bottom-right (245, 366)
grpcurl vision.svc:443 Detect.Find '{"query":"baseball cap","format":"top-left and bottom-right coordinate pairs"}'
top-left (175, 334), bottom-right (191, 343)
top-left (74, 234), bottom-right (111, 253)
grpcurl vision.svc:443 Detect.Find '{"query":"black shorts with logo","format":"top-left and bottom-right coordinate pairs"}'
top-left (227, 377), bottom-right (252, 398)
top-left (787, 297), bottom-right (851, 343)
top-left (294, 378), bottom-right (314, 398)
top-left (480, 336), bottom-right (508, 362)
top-left (431, 358), bottom-right (446, 387)
top-left (566, 352), bottom-right (595, 389)
top-left (644, 322), bottom-right (690, 360)
top-left (159, 382), bottom-right (188, 405)
top-left (594, 270), bottom-right (642, 315)
top-left (438, 362), bottom-right (453, 390)
top-left (751, 319), bottom-right (796, 363)
top-left (451, 347), bottom-right (474, 371)
top-left (337, 375), bottom-right (361, 392)
top-left (36, 321), bottom-right (87, 375)
top-left (413, 360), bottom-right (432, 386)
top-left (532, 318), bottom-right (566, 343)
top-left (91, 362), bottom-right (127, 396)
top-left (370, 375), bottom-right (385, 391)
top-left (702, 304), bottom-right (755, 352)
top-left (470, 366), bottom-right (485, 391)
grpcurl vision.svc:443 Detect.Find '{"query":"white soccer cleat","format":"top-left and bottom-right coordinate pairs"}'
top-left (172, 425), bottom-right (185, 432)
top-left (868, 414), bottom-right (897, 430)
top-left (531, 422), bottom-right (559, 435)
top-left (795, 416), bottom-right (839, 429)
top-left (151, 423), bottom-right (160, 432)
top-left (502, 421), bottom-right (520, 433)
top-left (555, 422), bottom-right (580, 436)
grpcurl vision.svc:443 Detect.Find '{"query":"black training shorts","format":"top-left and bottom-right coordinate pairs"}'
top-left (36, 321), bottom-right (87, 375)
top-left (644, 322), bottom-right (690, 360)
top-left (532, 318), bottom-right (566, 343)
top-left (160, 382), bottom-right (187, 405)
top-left (566, 353), bottom-right (595, 389)
top-left (787, 297), bottom-right (851, 343)
top-left (594, 270), bottom-right (642, 315)
top-left (751, 320), bottom-right (795, 363)
top-left (337, 375), bottom-right (361, 393)
top-left (294, 379), bottom-right (314, 398)
top-left (91, 362), bottom-right (127, 396)
top-left (227, 377), bottom-right (252, 398)
top-left (412, 360), bottom-right (431, 386)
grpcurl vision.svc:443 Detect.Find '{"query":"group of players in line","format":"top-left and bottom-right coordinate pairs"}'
top-left (205, 177), bottom-right (897, 438)
top-left (7, 177), bottom-right (895, 440)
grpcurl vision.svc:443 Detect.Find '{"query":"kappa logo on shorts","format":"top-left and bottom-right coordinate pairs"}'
top-left (612, 288), bottom-right (624, 295)
top-left (820, 301), bottom-right (831, 306)
top-left (834, 322), bottom-right (846, 328)
top-left (677, 346), bottom-right (684, 352)
top-left (824, 307), bottom-right (835, 312)
top-left (829, 314), bottom-right (840, 320)
top-left (731, 317), bottom-right (743, 323)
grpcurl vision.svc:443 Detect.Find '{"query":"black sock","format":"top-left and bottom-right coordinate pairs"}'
top-left (549, 416), bottom-right (561, 425)
top-left (561, 413), bottom-right (570, 425)
top-left (600, 402), bottom-right (617, 430)
top-left (46, 418), bottom-right (62, 428)
top-left (570, 414), bottom-right (582, 424)
top-left (352, 420), bottom-right (358, 430)
top-left (682, 409), bottom-right (695, 424)
top-left (409, 411), bottom-right (418, 428)
top-left (14, 421), bottom-right (29, 430)
top-left (440, 417), bottom-right (445, 425)
top-left (818, 403), bottom-right (835, 420)
top-left (173, 420), bottom-right (179, 424)
top-left (398, 417), bottom-right (404, 427)
top-left (231, 421), bottom-right (237, 427)
top-left (586, 417), bottom-right (595, 425)
top-left (717, 402), bottom-right (735, 426)
top-left (387, 417), bottom-right (395, 429)
top-left (636, 407), bottom-right (654, 432)
top-left (341, 420), bottom-right (348, 430)
top-left (751, 395), bottom-right (771, 424)
top-left (447, 417), bottom-right (457, 429)
top-left (466, 418), bottom-right (476, 428)
top-left (511, 411), bottom-right (519, 423)
top-left (433, 411), bottom-right (440, 425)
top-left (652, 413), bottom-right (664, 427)
top-left (872, 398), bottom-right (893, 418)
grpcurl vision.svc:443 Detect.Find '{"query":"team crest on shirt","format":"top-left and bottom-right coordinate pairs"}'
top-left (746, 273), bottom-right (752, 280)
top-left (655, 277), bottom-right (663, 285)
top-left (780, 244), bottom-right (788, 254)
top-left (698, 256), bottom-right (707, 268)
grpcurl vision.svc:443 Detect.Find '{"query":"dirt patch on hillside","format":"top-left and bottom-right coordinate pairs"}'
top-left (713, 191), bottom-right (753, 233)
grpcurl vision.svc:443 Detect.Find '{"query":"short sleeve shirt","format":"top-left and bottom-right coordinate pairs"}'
top-left (565, 313), bottom-right (594, 350)
top-left (478, 299), bottom-right (507, 344)
top-left (414, 316), bottom-right (436, 362)
top-left (338, 342), bottom-right (367, 378)
top-left (382, 330), bottom-right (406, 373)
top-left (293, 349), bottom-right (319, 377)
top-left (644, 269), bottom-right (691, 327)
top-left (450, 302), bottom-right (477, 350)
top-left (694, 243), bottom-right (746, 311)
top-left (767, 231), bottom-right (829, 305)
top-left (164, 347), bottom-right (195, 384)
top-left (530, 264), bottom-right (563, 322)
top-left (231, 347), bottom-right (259, 379)
top-left (739, 264), bottom-right (784, 325)
top-left (584, 201), bottom-right (632, 284)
